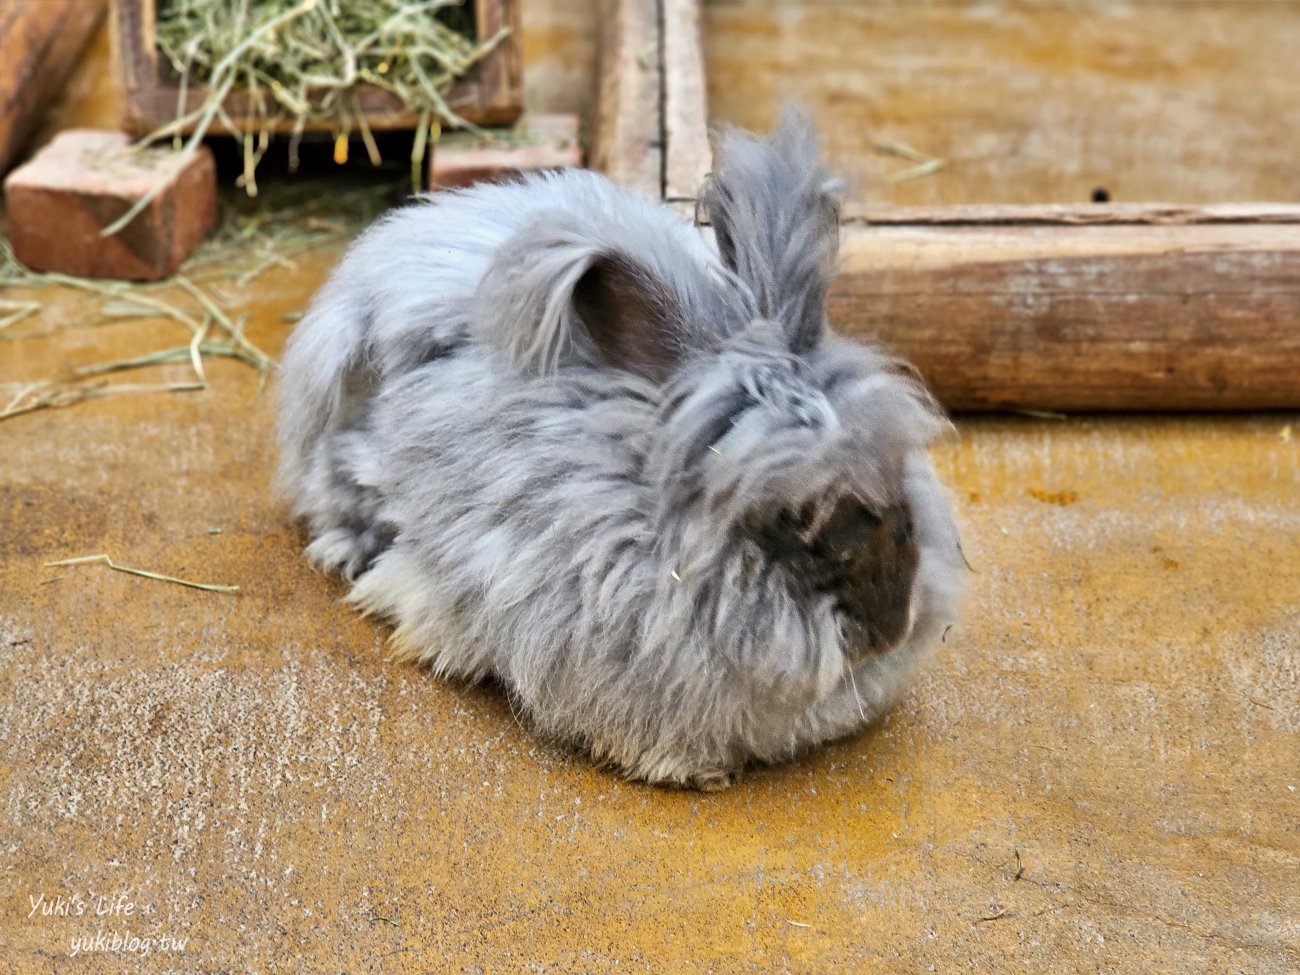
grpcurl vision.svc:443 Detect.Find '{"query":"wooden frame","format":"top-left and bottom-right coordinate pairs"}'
top-left (590, 0), bottom-right (1300, 412)
top-left (111, 0), bottom-right (523, 136)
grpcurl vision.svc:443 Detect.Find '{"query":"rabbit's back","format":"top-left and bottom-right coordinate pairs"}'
top-left (279, 169), bottom-right (704, 460)
top-left (276, 170), bottom-right (712, 578)
top-left (352, 354), bottom-right (665, 689)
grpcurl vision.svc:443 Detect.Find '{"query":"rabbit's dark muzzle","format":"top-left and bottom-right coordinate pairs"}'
top-left (749, 495), bottom-right (920, 660)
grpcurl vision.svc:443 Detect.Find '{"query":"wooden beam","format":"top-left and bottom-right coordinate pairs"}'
top-left (588, 0), bottom-right (661, 200)
top-left (662, 0), bottom-right (711, 202)
top-left (0, 0), bottom-right (106, 175)
top-left (830, 218), bottom-right (1300, 412)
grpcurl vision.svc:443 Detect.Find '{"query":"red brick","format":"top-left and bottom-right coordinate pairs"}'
top-left (428, 114), bottom-right (583, 190)
top-left (3, 129), bottom-right (217, 281)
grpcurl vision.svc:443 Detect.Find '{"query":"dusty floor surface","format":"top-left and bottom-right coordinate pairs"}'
top-left (1, 242), bottom-right (1297, 972)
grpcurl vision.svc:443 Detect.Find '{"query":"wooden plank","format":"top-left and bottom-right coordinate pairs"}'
top-left (111, 0), bottom-right (154, 121)
top-left (588, 0), bottom-right (662, 200)
top-left (829, 222), bottom-right (1300, 412)
top-left (662, 0), bottom-right (710, 202)
top-left (0, 0), bottom-right (106, 175)
top-left (472, 0), bottom-right (524, 128)
top-left (842, 202), bottom-right (1300, 227)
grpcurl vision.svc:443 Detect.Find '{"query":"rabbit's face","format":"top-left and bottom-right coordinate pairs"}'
top-left (655, 324), bottom-right (943, 659)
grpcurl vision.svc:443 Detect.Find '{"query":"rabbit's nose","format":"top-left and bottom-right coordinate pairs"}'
top-left (744, 494), bottom-right (920, 659)
top-left (812, 499), bottom-right (920, 661)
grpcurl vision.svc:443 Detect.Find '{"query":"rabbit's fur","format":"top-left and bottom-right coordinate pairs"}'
top-left (278, 111), bottom-right (965, 789)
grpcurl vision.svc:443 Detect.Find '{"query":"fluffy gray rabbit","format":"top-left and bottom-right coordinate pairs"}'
top-left (277, 111), bottom-right (965, 789)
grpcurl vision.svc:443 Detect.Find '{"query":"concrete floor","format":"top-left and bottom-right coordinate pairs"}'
top-left (3, 244), bottom-right (1297, 972)
top-left (3, 5), bottom-right (1299, 972)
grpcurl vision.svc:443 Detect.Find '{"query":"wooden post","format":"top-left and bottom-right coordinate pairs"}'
top-left (473, 0), bottom-right (524, 129)
top-left (0, 0), bottom-right (106, 175)
top-left (588, 0), bottom-right (662, 200)
top-left (662, 0), bottom-right (711, 203)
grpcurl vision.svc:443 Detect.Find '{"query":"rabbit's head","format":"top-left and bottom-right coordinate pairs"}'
top-left (474, 110), bottom-right (950, 660)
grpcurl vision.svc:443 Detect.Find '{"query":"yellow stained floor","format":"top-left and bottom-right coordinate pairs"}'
top-left (3, 5), bottom-right (1299, 973)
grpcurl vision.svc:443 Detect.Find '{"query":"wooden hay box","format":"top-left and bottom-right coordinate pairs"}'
top-left (111, 0), bottom-right (523, 136)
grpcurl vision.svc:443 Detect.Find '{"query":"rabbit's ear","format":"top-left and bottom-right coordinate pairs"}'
top-left (701, 108), bottom-right (842, 354)
top-left (571, 253), bottom-right (683, 383)
top-left (476, 210), bottom-right (708, 382)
